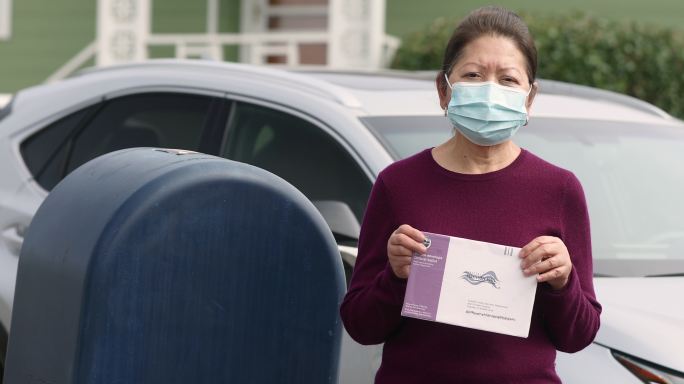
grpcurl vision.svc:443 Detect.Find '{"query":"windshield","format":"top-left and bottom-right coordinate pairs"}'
top-left (362, 115), bottom-right (684, 277)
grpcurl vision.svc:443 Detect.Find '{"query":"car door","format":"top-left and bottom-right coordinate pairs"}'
top-left (219, 99), bottom-right (380, 384)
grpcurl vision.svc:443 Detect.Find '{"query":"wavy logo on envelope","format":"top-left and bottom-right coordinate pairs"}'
top-left (461, 271), bottom-right (501, 289)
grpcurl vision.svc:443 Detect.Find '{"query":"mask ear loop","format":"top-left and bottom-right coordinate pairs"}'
top-left (523, 83), bottom-right (534, 126)
top-left (443, 73), bottom-right (453, 116)
top-left (443, 73), bottom-right (454, 90)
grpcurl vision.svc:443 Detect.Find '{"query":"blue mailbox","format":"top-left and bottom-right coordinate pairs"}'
top-left (4, 148), bottom-right (346, 384)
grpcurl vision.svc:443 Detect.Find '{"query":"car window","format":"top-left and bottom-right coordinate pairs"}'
top-left (21, 104), bottom-right (100, 191)
top-left (223, 102), bottom-right (372, 224)
top-left (66, 93), bottom-right (216, 174)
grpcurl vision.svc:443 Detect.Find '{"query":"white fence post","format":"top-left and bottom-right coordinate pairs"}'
top-left (97, 0), bottom-right (150, 66)
top-left (328, 0), bottom-right (386, 69)
top-left (239, 0), bottom-right (268, 63)
top-left (0, 0), bottom-right (12, 40)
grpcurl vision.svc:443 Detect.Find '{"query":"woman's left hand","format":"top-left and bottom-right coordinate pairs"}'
top-left (519, 236), bottom-right (573, 290)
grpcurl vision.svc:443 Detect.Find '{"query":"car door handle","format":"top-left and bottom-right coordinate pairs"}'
top-left (2, 224), bottom-right (26, 256)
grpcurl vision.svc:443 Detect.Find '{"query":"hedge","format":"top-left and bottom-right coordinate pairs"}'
top-left (391, 12), bottom-right (684, 119)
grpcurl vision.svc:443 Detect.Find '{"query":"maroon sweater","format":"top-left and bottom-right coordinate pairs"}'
top-left (340, 148), bottom-right (602, 384)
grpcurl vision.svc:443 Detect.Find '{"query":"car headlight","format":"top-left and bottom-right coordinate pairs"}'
top-left (612, 350), bottom-right (684, 384)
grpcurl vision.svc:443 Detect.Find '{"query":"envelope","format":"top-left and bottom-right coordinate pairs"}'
top-left (401, 232), bottom-right (538, 338)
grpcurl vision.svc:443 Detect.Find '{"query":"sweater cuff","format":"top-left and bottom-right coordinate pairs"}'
top-left (379, 262), bottom-right (408, 306)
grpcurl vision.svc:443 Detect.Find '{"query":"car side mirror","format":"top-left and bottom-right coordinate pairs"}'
top-left (312, 200), bottom-right (360, 243)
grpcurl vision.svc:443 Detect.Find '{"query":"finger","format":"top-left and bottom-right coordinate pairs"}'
top-left (520, 242), bottom-right (560, 269)
top-left (536, 266), bottom-right (568, 283)
top-left (388, 255), bottom-right (413, 266)
top-left (391, 233), bottom-right (427, 254)
top-left (519, 236), bottom-right (559, 258)
top-left (388, 244), bottom-right (414, 257)
top-left (395, 224), bottom-right (426, 244)
top-left (521, 242), bottom-right (557, 266)
top-left (523, 254), bottom-right (565, 276)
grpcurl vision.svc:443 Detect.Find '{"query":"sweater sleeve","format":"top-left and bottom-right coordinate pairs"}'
top-left (340, 175), bottom-right (407, 345)
top-left (538, 173), bottom-right (602, 353)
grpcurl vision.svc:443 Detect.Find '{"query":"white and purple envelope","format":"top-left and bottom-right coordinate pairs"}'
top-left (401, 232), bottom-right (538, 338)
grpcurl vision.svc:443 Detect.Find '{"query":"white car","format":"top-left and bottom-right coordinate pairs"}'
top-left (0, 60), bottom-right (683, 383)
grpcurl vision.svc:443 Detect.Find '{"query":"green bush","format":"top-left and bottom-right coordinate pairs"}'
top-left (391, 13), bottom-right (684, 119)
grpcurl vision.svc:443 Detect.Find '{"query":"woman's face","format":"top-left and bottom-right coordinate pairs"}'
top-left (438, 34), bottom-right (537, 111)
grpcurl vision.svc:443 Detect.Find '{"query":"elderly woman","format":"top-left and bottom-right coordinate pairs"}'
top-left (340, 6), bottom-right (602, 383)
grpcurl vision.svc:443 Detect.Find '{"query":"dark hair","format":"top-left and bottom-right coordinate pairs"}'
top-left (441, 6), bottom-right (537, 85)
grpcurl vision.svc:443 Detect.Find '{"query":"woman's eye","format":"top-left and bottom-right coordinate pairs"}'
top-left (502, 77), bottom-right (519, 84)
top-left (464, 73), bottom-right (480, 79)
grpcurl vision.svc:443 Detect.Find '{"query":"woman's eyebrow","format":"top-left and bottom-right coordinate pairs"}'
top-left (499, 67), bottom-right (523, 75)
top-left (456, 62), bottom-right (486, 71)
top-left (456, 63), bottom-right (523, 74)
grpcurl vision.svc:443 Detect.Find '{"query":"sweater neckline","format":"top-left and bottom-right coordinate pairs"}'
top-left (424, 147), bottom-right (528, 181)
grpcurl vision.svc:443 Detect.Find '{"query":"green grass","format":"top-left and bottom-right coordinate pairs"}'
top-left (386, 0), bottom-right (684, 38)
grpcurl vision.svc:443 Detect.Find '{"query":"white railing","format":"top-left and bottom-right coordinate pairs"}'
top-left (381, 35), bottom-right (401, 68)
top-left (45, 32), bottom-right (401, 82)
top-left (150, 31), bottom-right (401, 67)
top-left (45, 42), bottom-right (97, 84)
top-left (147, 31), bottom-right (330, 65)
top-left (148, 32), bottom-right (401, 66)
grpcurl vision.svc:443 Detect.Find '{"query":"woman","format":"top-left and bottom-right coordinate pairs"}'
top-left (340, 6), bottom-right (602, 383)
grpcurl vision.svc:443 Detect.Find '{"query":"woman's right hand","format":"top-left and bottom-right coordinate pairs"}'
top-left (387, 224), bottom-right (427, 279)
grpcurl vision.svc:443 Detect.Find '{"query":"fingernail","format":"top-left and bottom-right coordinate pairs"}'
top-left (523, 268), bottom-right (530, 274)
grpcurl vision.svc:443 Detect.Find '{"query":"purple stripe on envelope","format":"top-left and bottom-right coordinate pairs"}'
top-left (401, 232), bottom-right (450, 321)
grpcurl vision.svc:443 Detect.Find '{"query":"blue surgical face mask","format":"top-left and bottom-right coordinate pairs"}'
top-left (445, 74), bottom-right (531, 146)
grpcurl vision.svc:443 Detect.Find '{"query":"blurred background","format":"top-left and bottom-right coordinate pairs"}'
top-left (1, 0), bottom-right (684, 116)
